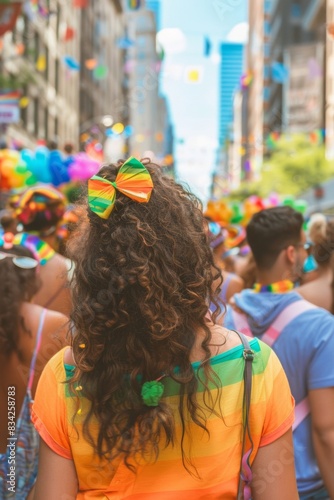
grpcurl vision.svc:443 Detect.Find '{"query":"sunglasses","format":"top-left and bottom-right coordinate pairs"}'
top-left (0, 251), bottom-right (38, 269)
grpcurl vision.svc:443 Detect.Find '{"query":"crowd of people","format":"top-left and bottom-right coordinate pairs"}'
top-left (0, 157), bottom-right (333, 499)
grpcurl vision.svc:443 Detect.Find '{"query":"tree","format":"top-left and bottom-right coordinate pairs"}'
top-left (229, 134), bottom-right (334, 201)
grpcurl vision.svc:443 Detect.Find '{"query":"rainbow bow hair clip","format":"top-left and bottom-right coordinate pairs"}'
top-left (88, 157), bottom-right (154, 219)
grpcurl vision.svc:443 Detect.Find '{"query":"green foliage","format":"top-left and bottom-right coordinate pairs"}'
top-left (230, 134), bottom-right (334, 201)
top-left (0, 68), bottom-right (37, 90)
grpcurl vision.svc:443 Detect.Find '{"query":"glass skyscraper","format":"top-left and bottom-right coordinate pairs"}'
top-left (219, 43), bottom-right (244, 145)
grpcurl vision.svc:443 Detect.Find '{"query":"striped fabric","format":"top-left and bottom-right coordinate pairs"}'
top-left (14, 233), bottom-right (55, 266)
top-left (32, 340), bottom-right (294, 499)
top-left (88, 157), bottom-right (153, 219)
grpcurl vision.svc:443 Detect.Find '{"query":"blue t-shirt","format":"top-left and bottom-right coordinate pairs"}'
top-left (224, 290), bottom-right (334, 495)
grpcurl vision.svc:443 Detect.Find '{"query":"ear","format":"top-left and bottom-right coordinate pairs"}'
top-left (285, 245), bottom-right (296, 265)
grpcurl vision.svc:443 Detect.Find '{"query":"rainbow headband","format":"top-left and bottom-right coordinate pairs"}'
top-left (88, 157), bottom-right (154, 219)
top-left (13, 233), bottom-right (55, 266)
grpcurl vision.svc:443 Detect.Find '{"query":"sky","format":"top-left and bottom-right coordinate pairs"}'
top-left (158, 0), bottom-right (248, 203)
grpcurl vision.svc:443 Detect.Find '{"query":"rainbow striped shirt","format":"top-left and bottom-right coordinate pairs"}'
top-left (32, 340), bottom-right (294, 499)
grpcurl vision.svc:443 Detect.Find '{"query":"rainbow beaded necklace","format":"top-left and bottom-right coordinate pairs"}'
top-left (253, 279), bottom-right (294, 293)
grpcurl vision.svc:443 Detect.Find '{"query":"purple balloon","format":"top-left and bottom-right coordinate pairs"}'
top-left (68, 153), bottom-right (100, 181)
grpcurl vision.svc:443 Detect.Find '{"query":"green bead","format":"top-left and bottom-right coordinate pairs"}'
top-left (141, 381), bottom-right (164, 407)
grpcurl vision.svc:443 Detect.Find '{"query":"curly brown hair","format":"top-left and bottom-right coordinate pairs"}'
top-left (67, 160), bottom-right (223, 471)
top-left (0, 245), bottom-right (40, 357)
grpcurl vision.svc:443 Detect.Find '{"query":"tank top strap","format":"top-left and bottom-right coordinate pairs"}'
top-left (27, 308), bottom-right (47, 392)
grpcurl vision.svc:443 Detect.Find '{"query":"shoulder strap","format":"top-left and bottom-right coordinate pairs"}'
top-left (233, 301), bottom-right (314, 434)
top-left (232, 299), bottom-right (316, 346)
top-left (293, 397), bottom-right (310, 431)
top-left (261, 300), bottom-right (316, 346)
top-left (234, 331), bottom-right (254, 500)
top-left (232, 308), bottom-right (253, 336)
top-left (27, 308), bottom-right (47, 391)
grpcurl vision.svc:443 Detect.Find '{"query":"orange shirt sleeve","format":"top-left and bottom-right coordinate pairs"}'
top-left (31, 348), bottom-right (72, 459)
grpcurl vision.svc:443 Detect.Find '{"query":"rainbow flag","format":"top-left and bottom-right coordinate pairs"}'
top-left (0, 91), bottom-right (20, 105)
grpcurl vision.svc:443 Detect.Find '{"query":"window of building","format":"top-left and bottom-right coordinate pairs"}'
top-left (34, 98), bottom-right (39, 137)
top-left (44, 107), bottom-right (49, 140)
top-left (291, 3), bottom-right (301, 21)
top-left (55, 58), bottom-right (59, 93)
top-left (34, 31), bottom-right (40, 65)
top-left (20, 84), bottom-right (28, 128)
top-left (45, 46), bottom-right (49, 82)
top-left (263, 87), bottom-right (270, 101)
top-left (56, 4), bottom-right (61, 40)
top-left (264, 43), bottom-right (270, 58)
top-left (38, 111), bottom-right (45, 140)
top-left (55, 117), bottom-right (58, 137)
top-left (264, 20), bottom-right (270, 36)
top-left (264, 65), bottom-right (271, 80)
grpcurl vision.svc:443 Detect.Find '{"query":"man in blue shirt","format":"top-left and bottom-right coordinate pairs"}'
top-left (224, 206), bottom-right (334, 499)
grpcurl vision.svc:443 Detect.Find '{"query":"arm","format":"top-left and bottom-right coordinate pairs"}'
top-left (33, 438), bottom-right (78, 500)
top-left (251, 429), bottom-right (298, 500)
top-left (309, 387), bottom-right (334, 498)
top-left (31, 311), bottom-right (69, 397)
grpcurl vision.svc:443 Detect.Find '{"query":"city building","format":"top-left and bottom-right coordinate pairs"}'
top-left (213, 42), bottom-right (244, 193)
top-left (146, 0), bottom-right (161, 31)
top-left (2, 0), bottom-right (82, 148)
top-left (125, 7), bottom-right (170, 161)
top-left (267, 0), bottom-right (323, 133)
top-left (326, 0), bottom-right (334, 159)
top-left (218, 42), bottom-right (244, 146)
top-left (0, 0), bottom-right (126, 152)
top-left (79, 0), bottom-right (126, 146)
top-left (246, 0), bottom-right (265, 180)
top-left (246, 0), bottom-right (328, 180)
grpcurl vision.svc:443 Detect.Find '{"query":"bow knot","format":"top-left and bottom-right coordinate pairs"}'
top-left (88, 157), bottom-right (154, 219)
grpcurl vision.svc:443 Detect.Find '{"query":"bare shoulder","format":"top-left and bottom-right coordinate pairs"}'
top-left (297, 281), bottom-right (332, 311)
top-left (209, 325), bottom-right (244, 356)
top-left (43, 309), bottom-right (69, 346)
top-left (47, 253), bottom-right (70, 277)
top-left (63, 347), bottom-right (75, 366)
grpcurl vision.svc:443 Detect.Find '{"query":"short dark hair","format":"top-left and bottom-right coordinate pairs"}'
top-left (246, 206), bottom-right (304, 269)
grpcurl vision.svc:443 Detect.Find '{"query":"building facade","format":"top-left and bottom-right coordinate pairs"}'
top-left (213, 42), bottom-right (244, 190)
top-left (79, 0), bottom-right (126, 142)
top-left (326, 0), bottom-right (334, 159)
top-left (2, 0), bottom-right (81, 148)
top-left (125, 7), bottom-right (170, 160)
top-left (219, 42), bottom-right (244, 146)
top-left (145, 0), bottom-right (161, 31)
top-left (247, 0), bottom-right (328, 180)
top-left (0, 0), bottom-right (126, 152)
top-left (247, 0), bottom-right (265, 179)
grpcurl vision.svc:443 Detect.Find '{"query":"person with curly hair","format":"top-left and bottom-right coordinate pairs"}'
top-left (32, 158), bottom-right (297, 500)
top-left (298, 214), bottom-right (334, 313)
top-left (0, 234), bottom-right (68, 499)
top-left (10, 185), bottom-right (73, 316)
